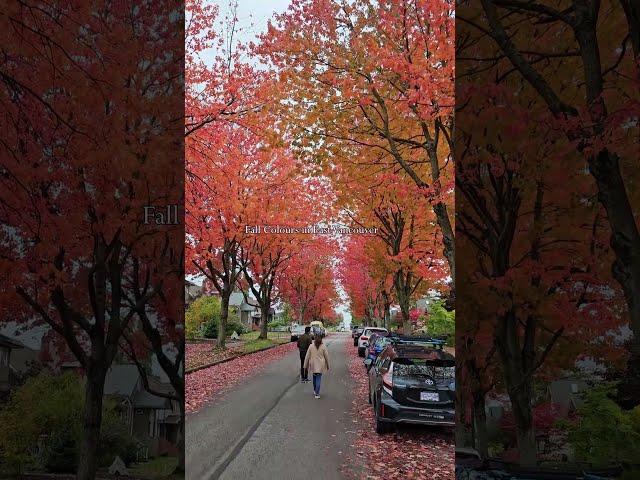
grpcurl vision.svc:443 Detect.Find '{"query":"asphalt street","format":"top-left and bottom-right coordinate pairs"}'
top-left (186, 333), bottom-right (354, 480)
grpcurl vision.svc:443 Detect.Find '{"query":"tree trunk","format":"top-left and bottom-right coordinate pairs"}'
top-left (473, 393), bottom-right (489, 459)
top-left (174, 400), bottom-right (185, 474)
top-left (77, 366), bottom-right (106, 480)
top-left (495, 309), bottom-right (537, 467)
top-left (218, 291), bottom-right (230, 349)
top-left (512, 386), bottom-right (537, 467)
top-left (400, 304), bottom-right (412, 336)
top-left (259, 306), bottom-right (269, 340)
top-left (589, 150), bottom-right (640, 409)
top-left (384, 303), bottom-right (390, 330)
top-left (434, 201), bottom-right (456, 290)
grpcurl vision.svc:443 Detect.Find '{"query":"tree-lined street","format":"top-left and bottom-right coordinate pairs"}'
top-left (186, 334), bottom-right (353, 480)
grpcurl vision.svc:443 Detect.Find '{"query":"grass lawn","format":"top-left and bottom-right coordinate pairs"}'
top-left (239, 332), bottom-right (290, 354)
top-left (239, 331), bottom-right (290, 343)
top-left (128, 456), bottom-right (182, 479)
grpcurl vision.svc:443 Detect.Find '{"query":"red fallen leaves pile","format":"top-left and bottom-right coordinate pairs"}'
top-left (185, 341), bottom-right (297, 413)
top-left (341, 337), bottom-right (455, 480)
top-left (185, 342), bottom-right (239, 371)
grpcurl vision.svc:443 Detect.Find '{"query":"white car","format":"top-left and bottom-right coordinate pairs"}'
top-left (357, 327), bottom-right (388, 357)
top-left (290, 325), bottom-right (308, 342)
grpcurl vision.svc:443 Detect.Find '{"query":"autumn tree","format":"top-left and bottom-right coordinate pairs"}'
top-left (257, 0), bottom-right (456, 293)
top-left (456, 71), bottom-right (625, 464)
top-left (185, 0), bottom-right (268, 348)
top-left (279, 239), bottom-right (339, 324)
top-left (0, 2), bottom-right (182, 479)
top-left (461, 0), bottom-right (640, 409)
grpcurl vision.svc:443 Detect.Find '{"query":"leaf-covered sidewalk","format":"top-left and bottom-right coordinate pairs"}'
top-left (341, 337), bottom-right (455, 480)
top-left (185, 341), bottom-right (240, 371)
top-left (185, 341), bottom-right (297, 413)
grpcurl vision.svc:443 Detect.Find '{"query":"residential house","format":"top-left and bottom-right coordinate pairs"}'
top-left (0, 334), bottom-right (23, 397)
top-left (547, 378), bottom-right (588, 416)
top-left (185, 280), bottom-right (204, 307)
top-left (103, 364), bottom-right (178, 456)
top-left (416, 297), bottom-right (430, 313)
top-left (250, 307), bottom-right (275, 329)
top-left (229, 291), bottom-right (248, 324)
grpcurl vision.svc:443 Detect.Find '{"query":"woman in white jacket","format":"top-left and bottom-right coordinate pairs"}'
top-left (303, 334), bottom-right (330, 399)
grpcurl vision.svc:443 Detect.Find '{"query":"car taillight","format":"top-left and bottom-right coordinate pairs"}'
top-left (361, 336), bottom-right (369, 341)
top-left (382, 363), bottom-right (394, 395)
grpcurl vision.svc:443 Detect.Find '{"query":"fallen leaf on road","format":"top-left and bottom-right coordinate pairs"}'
top-left (185, 341), bottom-right (296, 413)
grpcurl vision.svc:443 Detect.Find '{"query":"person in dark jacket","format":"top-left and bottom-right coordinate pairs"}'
top-left (297, 326), bottom-right (312, 382)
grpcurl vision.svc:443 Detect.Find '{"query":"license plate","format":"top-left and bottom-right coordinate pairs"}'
top-left (419, 413), bottom-right (445, 419)
top-left (420, 391), bottom-right (439, 401)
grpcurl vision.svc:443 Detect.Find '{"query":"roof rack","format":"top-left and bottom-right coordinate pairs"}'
top-left (388, 334), bottom-right (446, 348)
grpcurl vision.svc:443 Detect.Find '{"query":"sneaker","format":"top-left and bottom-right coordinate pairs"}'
top-left (314, 394), bottom-right (320, 399)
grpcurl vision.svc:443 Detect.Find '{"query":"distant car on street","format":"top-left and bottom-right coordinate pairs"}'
top-left (366, 341), bottom-right (455, 434)
top-left (353, 326), bottom-right (364, 346)
top-left (357, 327), bottom-right (388, 357)
top-left (290, 325), bottom-right (308, 342)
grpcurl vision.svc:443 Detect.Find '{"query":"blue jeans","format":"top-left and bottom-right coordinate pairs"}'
top-left (312, 373), bottom-right (322, 395)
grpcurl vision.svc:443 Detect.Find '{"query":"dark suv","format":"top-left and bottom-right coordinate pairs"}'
top-left (366, 341), bottom-right (455, 434)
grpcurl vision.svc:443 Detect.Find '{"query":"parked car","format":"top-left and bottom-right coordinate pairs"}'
top-left (353, 327), bottom-right (364, 346)
top-left (357, 327), bottom-right (388, 357)
top-left (366, 342), bottom-right (455, 434)
top-left (365, 333), bottom-right (392, 369)
top-left (290, 325), bottom-right (308, 342)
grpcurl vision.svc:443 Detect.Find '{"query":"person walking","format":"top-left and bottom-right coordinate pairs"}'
top-left (303, 334), bottom-right (330, 399)
top-left (297, 326), bottom-right (312, 382)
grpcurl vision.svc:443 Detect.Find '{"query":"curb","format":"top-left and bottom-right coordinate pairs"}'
top-left (185, 342), bottom-right (289, 374)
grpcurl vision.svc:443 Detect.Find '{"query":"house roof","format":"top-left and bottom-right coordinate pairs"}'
top-left (240, 302), bottom-right (256, 312)
top-left (229, 292), bottom-right (245, 307)
top-left (104, 364), bottom-right (139, 397)
top-left (548, 379), bottom-right (588, 409)
top-left (132, 388), bottom-right (171, 409)
top-left (0, 334), bottom-right (24, 349)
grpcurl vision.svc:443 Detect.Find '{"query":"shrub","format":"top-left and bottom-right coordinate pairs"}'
top-left (42, 424), bottom-right (79, 473)
top-left (567, 384), bottom-right (640, 467)
top-left (203, 319), bottom-right (247, 338)
top-left (0, 372), bottom-right (82, 474)
top-left (425, 300), bottom-right (455, 345)
top-left (186, 295), bottom-right (221, 340)
top-left (0, 372), bottom-right (138, 474)
top-left (227, 321), bottom-right (248, 335)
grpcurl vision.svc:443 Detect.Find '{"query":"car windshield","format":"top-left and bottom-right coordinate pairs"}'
top-left (393, 358), bottom-right (455, 380)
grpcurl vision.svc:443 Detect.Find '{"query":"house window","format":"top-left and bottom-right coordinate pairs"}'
top-left (0, 348), bottom-right (8, 367)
